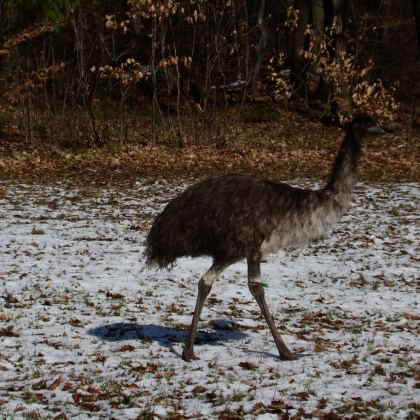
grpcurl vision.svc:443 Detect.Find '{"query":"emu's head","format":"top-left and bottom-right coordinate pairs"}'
top-left (350, 114), bottom-right (385, 137)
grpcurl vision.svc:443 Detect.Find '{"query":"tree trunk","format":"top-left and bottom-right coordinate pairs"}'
top-left (378, 0), bottom-right (392, 44)
top-left (311, 0), bottom-right (324, 58)
top-left (250, 0), bottom-right (267, 96)
top-left (308, 0), bottom-right (325, 96)
top-left (330, 0), bottom-right (351, 119)
top-left (69, 1), bottom-right (100, 145)
top-left (290, 0), bottom-right (310, 95)
top-left (412, 0), bottom-right (420, 53)
top-left (241, 0), bottom-right (251, 83)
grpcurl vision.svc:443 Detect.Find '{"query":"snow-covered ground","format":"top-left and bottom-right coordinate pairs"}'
top-left (0, 179), bottom-right (419, 419)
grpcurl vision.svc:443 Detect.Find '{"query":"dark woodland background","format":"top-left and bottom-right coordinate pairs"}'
top-left (0, 0), bottom-right (419, 164)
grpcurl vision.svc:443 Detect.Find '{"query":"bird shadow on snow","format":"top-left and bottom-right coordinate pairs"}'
top-left (87, 320), bottom-right (249, 359)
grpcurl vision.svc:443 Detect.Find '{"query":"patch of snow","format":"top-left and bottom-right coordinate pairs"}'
top-left (0, 180), bottom-right (419, 419)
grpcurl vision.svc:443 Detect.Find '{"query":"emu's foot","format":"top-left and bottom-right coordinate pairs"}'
top-left (281, 352), bottom-right (310, 361)
top-left (182, 349), bottom-right (199, 362)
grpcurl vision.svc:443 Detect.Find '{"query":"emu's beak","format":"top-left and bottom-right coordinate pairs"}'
top-left (368, 125), bottom-right (385, 134)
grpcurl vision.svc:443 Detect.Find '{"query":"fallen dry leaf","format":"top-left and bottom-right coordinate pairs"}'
top-left (48, 376), bottom-right (64, 390)
top-left (0, 312), bottom-right (14, 321)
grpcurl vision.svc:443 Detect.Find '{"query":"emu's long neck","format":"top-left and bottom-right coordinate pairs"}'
top-left (325, 129), bottom-right (362, 210)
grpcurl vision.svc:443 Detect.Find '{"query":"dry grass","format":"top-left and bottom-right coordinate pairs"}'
top-left (0, 105), bottom-right (419, 184)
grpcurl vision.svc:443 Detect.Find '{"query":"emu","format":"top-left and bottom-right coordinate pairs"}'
top-left (145, 114), bottom-right (385, 361)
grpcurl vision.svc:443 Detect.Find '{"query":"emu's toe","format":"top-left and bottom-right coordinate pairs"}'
top-left (182, 350), bottom-right (200, 362)
top-left (281, 352), bottom-right (310, 361)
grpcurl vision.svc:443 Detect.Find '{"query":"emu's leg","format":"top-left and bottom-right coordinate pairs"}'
top-left (182, 263), bottom-right (227, 362)
top-left (247, 258), bottom-right (304, 361)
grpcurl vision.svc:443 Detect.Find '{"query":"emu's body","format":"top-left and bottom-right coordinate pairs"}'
top-left (145, 115), bottom-right (384, 361)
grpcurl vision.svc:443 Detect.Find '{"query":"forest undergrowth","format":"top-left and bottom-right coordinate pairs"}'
top-left (0, 105), bottom-right (418, 185)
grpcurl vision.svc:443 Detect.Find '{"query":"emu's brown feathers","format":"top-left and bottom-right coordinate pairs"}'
top-left (144, 114), bottom-right (385, 362)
